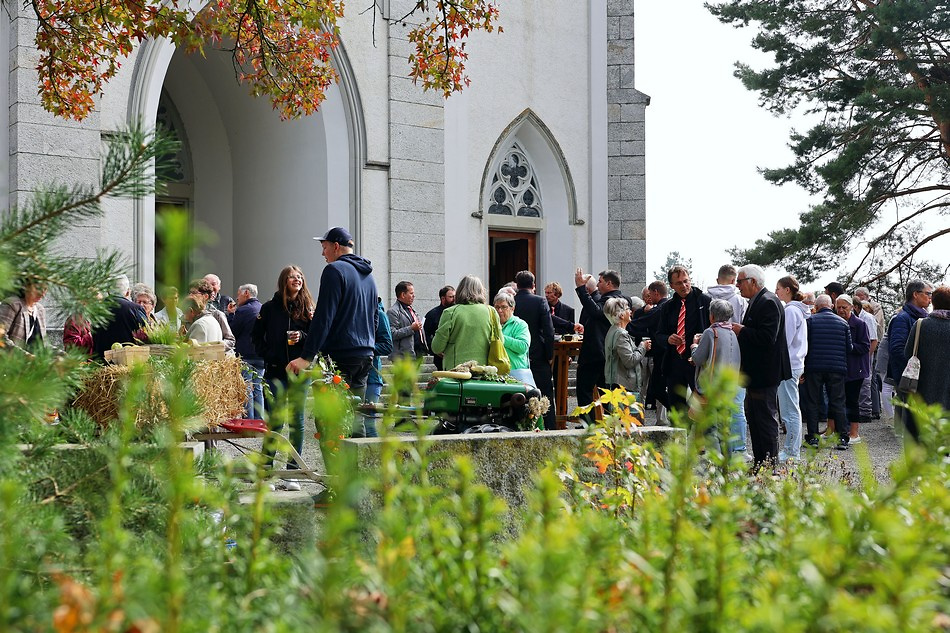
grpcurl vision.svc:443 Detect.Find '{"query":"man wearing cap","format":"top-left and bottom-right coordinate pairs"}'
top-left (287, 227), bottom-right (379, 436)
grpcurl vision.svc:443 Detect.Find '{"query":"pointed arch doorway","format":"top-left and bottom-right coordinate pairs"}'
top-left (489, 230), bottom-right (536, 293)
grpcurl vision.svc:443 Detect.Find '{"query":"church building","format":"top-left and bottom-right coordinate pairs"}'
top-left (1, 1), bottom-right (648, 311)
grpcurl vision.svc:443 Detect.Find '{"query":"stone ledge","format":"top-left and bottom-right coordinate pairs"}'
top-left (343, 427), bottom-right (685, 524)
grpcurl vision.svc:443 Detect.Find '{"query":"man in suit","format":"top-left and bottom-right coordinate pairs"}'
top-left (423, 285), bottom-right (455, 370)
top-left (732, 264), bottom-right (792, 467)
top-left (628, 280), bottom-right (670, 417)
top-left (513, 270), bottom-right (556, 429)
top-left (92, 274), bottom-right (148, 359)
top-left (544, 282), bottom-right (576, 335)
top-left (387, 280), bottom-right (426, 361)
top-left (574, 267), bottom-right (626, 418)
top-left (653, 266), bottom-right (712, 413)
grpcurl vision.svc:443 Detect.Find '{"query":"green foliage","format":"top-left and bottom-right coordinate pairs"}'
top-left (709, 0), bottom-right (950, 284)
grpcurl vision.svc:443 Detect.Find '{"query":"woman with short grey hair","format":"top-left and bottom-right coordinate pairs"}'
top-left (492, 292), bottom-right (534, 386)
top-left (432, 275), bottom-right (500, 369)
top-left (603, 297), bottom-right (649, 395)
top-left (131, 282), bottom-right (158, 324)
top-left (690, 298), bottom-right (741, 454)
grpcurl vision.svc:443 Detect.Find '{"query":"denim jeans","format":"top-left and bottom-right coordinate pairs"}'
top-left (264, 372), bottom-right (306, 469)
top-left (778, 370), bottom-right (803, 459)
top-left (728, 387), bottom-right (748, 453)
top-left (362, 381), bottom-right (382, 439)
top-left (242, 359), bottom-right (265, 419)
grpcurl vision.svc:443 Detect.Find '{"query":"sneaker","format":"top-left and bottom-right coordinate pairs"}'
top-left (849, 435), bottom-right (863, 445)
top-left (804, 436), bottom-right (819, 449)
top-left (835, 437), bottom-right (850, 451)
top-left (281, 480), bottom-right (302, 492)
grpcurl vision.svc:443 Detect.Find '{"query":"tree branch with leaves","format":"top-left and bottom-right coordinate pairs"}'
top-left (709, 0), bottom-right (950, 284)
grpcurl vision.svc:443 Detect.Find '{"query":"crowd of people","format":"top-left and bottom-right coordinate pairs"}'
top-left (2, 225), bottom-right (947, 476)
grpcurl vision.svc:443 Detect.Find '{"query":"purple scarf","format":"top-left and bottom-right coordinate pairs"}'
top-left (929, 309), bottom-right (950, 320)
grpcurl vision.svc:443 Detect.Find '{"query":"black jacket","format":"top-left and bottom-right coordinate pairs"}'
top-left (550, 300), bottom-right (575, 335)
top-left (738, 288), bottom-right (792, 389)
top-left (252, 292), bottom-right (312, 375)
top-left (228, 297), bottom-right (262, 361)
top-left (575, 286), bottom-right (624, 365)
top-left (424, 303), bottom-right (449, 369)
top-left (654, 288), bottom-right (712, 370)
top-left (92, 295), bottom-right (147, 359)
top-left (514, 289), bottom-right (555, 363)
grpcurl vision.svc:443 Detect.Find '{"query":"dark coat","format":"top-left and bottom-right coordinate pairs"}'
top-left (845, 313), bottom-right (871, 380)
top-left (804, 308), bottom-right (852, 375)
top-left (654, 287), bottom-right (712, 364)
top-left (887, 302), bottom-right (928, 382)
top-left (92, 295), bottom-right (147, 359)
top-left (550, 300), bottom-right (575, 335)
top-left (737, 288), bottom-right (792, 389)
top-left (227, 297), bottom-right (262, 361)
top-left (575, 286), bottom-right (624, 365)
top-left (424, 303), bottom-right (449, 370)
top-left (514, 289), bottom-right (555, 363)
top-left (252, 292), bottom-right (311, 377)
top-left (904, 315), bottom-right (950, 411)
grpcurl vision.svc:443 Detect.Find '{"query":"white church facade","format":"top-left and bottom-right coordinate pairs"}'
top-left (1, 1), bottom-right (648, 312)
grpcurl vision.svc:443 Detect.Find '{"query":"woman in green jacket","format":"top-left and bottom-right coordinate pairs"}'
top-left (431, 275), bottom-right (500, 369)
top-left (493, 291), bottom-right (534, 386)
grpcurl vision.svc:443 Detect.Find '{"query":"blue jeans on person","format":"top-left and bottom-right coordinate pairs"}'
top-left (242, 359), bottom-right (265, 419)
top-left (728, 387), bottom-right (748, 454)
top-left (264, 372), bottom-right (306, 469)
top-left (778, 370), bottom-right (803, 460)
top-left (362, 380), bottom-right (382, 438)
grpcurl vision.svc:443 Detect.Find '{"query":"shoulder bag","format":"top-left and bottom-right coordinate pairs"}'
top-left (487, 306), bottom-right (511, 375)
top-left (898, 319), bottom-right (922, 394)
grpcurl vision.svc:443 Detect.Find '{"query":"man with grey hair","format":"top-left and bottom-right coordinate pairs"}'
top-left (802, 294), bottom-right (852, 449)
top-left (886, 279), bottom-right (933, 439)
top-left (228, 283), bottom-right (263, 417)
top-left (203, 273), bottom-right (234, 313)
top-left (92, 273), bottom-right (148, 359)
top-left (732, 264), bottom-right (791, 466)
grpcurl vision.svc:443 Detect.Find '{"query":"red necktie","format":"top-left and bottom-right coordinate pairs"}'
top-left (676, 300), bottom-right (686, 355)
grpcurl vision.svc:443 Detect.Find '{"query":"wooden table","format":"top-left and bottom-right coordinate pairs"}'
top-left (552, 338), bottom-right (583, 429)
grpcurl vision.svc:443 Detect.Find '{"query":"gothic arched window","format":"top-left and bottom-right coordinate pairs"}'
top-left (486, 145), bottom-right (542, 218)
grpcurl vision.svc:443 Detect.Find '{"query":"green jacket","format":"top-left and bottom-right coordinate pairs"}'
top-left (431, 303), bottom-right (499, 370)
top-left (501, 315), bottom-right (531, 371)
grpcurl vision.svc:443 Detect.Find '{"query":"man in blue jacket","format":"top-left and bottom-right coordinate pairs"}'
top-left (228, 283), bottom-right (263, 418)
top-left (886, 279), bottom-right (933, 438)
top-left (287, 227), bottom-right (378, 435)
top-left (801, 294), bottom-right (853, 450)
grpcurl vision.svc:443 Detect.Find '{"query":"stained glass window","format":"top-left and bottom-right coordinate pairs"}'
top-left (486, 145), bottom-right (542, 218)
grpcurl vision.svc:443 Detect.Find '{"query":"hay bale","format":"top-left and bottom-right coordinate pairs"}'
top-left (72, 357), bottom-right (246, 429)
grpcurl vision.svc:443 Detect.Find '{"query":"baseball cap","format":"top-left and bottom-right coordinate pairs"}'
top-left (314, 227), bottom-right (353, 246)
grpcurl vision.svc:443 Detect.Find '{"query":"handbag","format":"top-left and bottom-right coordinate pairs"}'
top-left (898, 319), bottom-right (922, 394)
top-left (487, 306), bottom-right (511, 375)
top-left (688, 329), bottom-right (716, 419)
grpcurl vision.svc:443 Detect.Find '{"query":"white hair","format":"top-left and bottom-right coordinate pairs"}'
top-left (737, 264), bottom-right (766, 289)
top-left (815, 294), bottom-right (833, 309)
top-left (239, 283), bottom-right (258, 298)
top-left (584, 275), bottom-right (597, 293)
top-left (629, 296), bottom-right (646, 311)
top-left (113, 274), bottom-right (130, 298)
top-left (854, 286), bottom-right (870, 299)
top-left (493, 291), bottom-right (515, 307)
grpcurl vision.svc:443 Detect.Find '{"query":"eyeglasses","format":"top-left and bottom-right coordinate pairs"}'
top-left (917, 290), bottom-right (933, 296)
top-left (736, 278), bottom-right (754, 285)
top-left (494, 305), bottom-right (512, 311)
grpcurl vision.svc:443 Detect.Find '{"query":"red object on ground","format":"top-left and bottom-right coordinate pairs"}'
top-left (221, 419), bottom-right (268, 434)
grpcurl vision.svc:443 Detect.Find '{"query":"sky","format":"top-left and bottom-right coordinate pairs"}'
top-left (634, 1), bottom-right (822, 290)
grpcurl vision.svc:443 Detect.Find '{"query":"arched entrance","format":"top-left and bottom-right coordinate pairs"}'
top-left (128, 36), bottom-right (365, 294)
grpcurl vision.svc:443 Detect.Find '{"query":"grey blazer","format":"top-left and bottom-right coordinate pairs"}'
top-left (387, 301), bottom-right (418, 360)
top-left (0, 295), bottom-right (47, 349)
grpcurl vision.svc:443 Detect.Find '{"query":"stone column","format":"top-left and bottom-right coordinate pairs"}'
top-left (606, 0), bottom-right (649, 289)
top-left (387, 1), bottom-right (446, 307)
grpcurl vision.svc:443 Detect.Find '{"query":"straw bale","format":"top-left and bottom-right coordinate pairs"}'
top-left (72, 357), bottom-right (246, 429)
